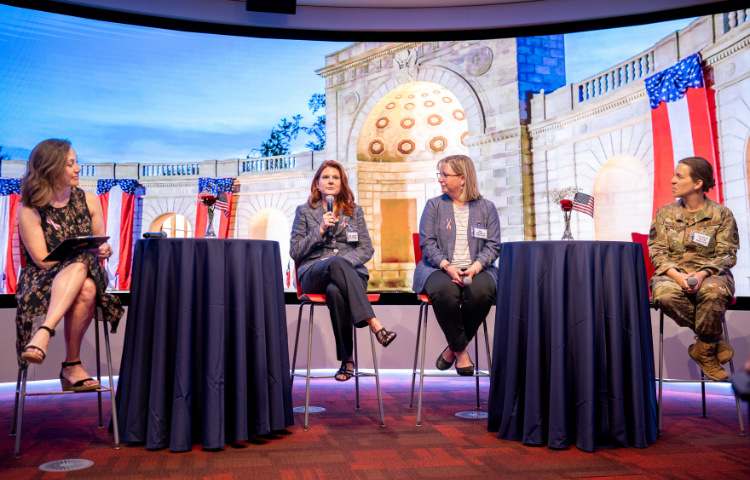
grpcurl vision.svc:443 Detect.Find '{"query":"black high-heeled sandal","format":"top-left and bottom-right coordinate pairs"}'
top-left (20, 326), bottom-right (55, 364)
top-left (374, 327), bottom-right (397, 347)
top-left (436, 346), bottom-right (455, 371)
top-left (334, 360), bottom-right (355, 382)
top-left (60, 360), bottom-right (100, 392)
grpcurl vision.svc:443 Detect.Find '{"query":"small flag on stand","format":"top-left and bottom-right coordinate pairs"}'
top-left (286, 260), bottom-right (291, 288)
top-left (572, 193), bottom-right (595, 217)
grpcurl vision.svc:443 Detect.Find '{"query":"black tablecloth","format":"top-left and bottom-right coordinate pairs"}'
top-left (115, 239), bottom-right (293, 452)
top-left (488, 241), bottom-right (657, 452)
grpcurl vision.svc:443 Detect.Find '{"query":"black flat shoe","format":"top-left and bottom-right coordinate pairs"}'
top-left (456, 358), bottom-right (475, 376)
top-left (436, 347), bottom-right (455, 371)
top-left (334, 360), bottom-right (355, 382)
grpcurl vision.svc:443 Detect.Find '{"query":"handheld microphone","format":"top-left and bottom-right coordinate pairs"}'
top-left (143, 232), bottom-right (167, 239)
top-left (687, 277), bottom-right (698, 288)
top-left (326, 195), bottom-right (334, 234)
top-left (462, 276), bottom-right (473, 286)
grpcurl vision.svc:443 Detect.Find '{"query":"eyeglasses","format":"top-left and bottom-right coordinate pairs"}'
top-left (436, 172), bottom-right (461, 180)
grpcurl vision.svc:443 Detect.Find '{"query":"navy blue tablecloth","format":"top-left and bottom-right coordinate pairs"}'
top-left (115, 239), bottom-right (293, 452)
top-left (487, 241), bottom-right (657, 452)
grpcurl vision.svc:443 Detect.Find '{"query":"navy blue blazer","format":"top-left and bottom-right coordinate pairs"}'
top-left (290, 201), bottom-right (374, 281)
top-left (412, 194), bottom-right (501, 293)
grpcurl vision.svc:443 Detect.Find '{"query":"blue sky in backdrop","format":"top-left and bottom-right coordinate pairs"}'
top-left (0, 4), bottom-right (694, 164)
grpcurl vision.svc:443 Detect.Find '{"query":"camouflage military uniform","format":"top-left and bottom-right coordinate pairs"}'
top-left (648, 197), bottom-right (739, 338)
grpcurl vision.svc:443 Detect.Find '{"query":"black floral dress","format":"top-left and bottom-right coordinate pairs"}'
top-left (15, 187), bottom-right (124, 367)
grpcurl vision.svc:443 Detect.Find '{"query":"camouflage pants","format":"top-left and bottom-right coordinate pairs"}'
top-left (650, 274), bottom-right (734, 337)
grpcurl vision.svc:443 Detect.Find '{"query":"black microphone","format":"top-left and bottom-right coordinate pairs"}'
top-left (143, 232), bottom-right (167, 239)
top-left (326, 195), bottom-right (334, 234)
top-left (687, 277), bottom-right (698, 288)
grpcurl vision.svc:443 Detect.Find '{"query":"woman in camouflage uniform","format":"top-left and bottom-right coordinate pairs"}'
top-left (648, 157), bottom-right (739, 381)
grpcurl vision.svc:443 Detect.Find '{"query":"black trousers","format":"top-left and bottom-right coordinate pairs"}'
top-left (423, 270), bottom-right (496, 352)
top-left (300, 257), bottom-right (374, 361)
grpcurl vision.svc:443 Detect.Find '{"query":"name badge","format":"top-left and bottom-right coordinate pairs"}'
top-left (472, 226), bottom-right (488, 239)
top-left (347, 230), bottom-right (359, 243)
top-left (690, 231), bottom-right (711, 247)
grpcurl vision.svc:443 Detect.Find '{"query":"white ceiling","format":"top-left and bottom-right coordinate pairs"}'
top-left (24, 0), bottom-right (735, 34)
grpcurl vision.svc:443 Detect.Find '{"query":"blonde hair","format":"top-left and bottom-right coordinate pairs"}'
top-left (20, 139), bottom-right (72, 209)
top-left (437, 155), bottom-right (483, 202)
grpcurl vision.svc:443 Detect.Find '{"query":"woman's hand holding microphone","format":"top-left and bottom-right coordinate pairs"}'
top-left (319, 211), bottom-right (336, 236)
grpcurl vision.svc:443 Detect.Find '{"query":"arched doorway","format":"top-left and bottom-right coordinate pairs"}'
top-left (150, 213), bottom-right (193, 238)
top-left (593, 155), bottom-right (651, 240)
top-left (248, 209), bottom-right (291, 285)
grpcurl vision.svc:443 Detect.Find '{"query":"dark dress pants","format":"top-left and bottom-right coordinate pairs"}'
top-left (300, 256), bottom-right (374, 361)
top-left (423, 270), bottom-right (496, 352)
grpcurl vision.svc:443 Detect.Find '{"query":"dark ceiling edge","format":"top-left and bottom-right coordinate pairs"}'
top-left (1, 0), bottom-right (747, 42)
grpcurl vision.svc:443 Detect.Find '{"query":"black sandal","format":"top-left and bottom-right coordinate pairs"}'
top-left (374, 327), bottom-right (397, 347)
top-left (20, 326), bottom-right (55, 364)
top-left (334, 360), bottom-right (355, 382)
top-left (60, 360), bottom-right (100, 392)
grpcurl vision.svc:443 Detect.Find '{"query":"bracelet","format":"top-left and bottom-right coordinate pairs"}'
top-left (441, 263), bottom-right (451, 272)
top-left (471, 265), bottom-right (480, 275)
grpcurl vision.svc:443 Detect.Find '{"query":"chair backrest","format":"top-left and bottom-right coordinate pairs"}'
top-left (631, 232), bottom-right (656, 287)
top-left (412, 233), bottom-right (422, 265)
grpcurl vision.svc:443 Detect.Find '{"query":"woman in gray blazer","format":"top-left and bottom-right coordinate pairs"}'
top-left (291, 160), bottom-right (397, 382)
top-left (413, 155), bottom-right (500, 375)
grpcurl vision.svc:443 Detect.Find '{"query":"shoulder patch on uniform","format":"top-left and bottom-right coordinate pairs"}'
top-left (649, 225), bottom-right (657, 241)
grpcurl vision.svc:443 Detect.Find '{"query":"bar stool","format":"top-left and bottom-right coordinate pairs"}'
top-left (409, 233), bottom-right (491, 427)
top-left (632, 233), bottom-right (745, 436)
top-left (290, 262), bottom-right (385, 431)
top-left (10, 316), bottom-right (120, 458)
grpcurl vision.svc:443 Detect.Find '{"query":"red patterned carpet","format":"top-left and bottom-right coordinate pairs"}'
top-left (1, 374), bottom-right (749, 479)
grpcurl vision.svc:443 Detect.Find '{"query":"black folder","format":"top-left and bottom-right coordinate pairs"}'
top-left (43, 236), bottom-right (110, 262)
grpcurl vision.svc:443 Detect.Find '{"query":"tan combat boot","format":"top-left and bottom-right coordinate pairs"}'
top-left (716, 340), bottom-right (735, 365)
top-left (688, 339), bottom-right (728, 381)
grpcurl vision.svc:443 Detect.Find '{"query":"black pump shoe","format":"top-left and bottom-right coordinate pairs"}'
top-left (456, 358), bottom-right (475, 376)
top-left (436, 347), bottom-right (455, 371)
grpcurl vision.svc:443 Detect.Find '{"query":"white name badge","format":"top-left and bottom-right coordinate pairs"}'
top-left (690, 231), bottom-right (711, 247)
top-left (347, 230), bottom-right (359, 242)
top-left (472, 226), bottom-right (488, 239)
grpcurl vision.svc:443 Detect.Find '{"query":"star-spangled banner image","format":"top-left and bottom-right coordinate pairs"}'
top-left (195, 178), bottom-right (235, 239)
top-left (0, 179), bottom-right (22, 293)
top-left (98, 179), bottom-right (143, 290)
top-left (645, 52), bottom-right (722, 216)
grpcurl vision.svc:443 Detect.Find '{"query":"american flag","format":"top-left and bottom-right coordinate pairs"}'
top-left (215, 190), bottom-right (230, 217)
top-left (572, 192), bottom-right (594, 217)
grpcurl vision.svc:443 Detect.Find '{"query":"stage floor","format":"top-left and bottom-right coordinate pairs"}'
top-left (1, 372), bottom-right (749, 479)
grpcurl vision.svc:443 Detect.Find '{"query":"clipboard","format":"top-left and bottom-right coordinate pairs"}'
top-left (43, 236), bottom-right (110, 262)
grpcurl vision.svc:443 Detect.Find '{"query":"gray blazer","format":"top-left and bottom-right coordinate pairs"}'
top-left (412, 194), bottom-right (501, 293)
top-left (290, 201), bottom-right (374, 281)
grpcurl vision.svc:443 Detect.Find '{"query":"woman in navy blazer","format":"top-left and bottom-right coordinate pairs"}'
top-left (291, 160), bottom-right (397, 382)
top-left (413, 155), bottom-right (500, 375)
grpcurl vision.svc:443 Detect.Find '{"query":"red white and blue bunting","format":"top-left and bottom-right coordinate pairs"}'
top-left (98, 179), bottom-right (142, 290)
top-left (195, 178), bottom-right (235, 239)
top-left (0, 179), bottom-right (22, 293)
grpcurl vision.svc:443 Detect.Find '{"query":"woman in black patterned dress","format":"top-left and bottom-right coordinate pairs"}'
top-left (16, 139), bottom-right (123, 392)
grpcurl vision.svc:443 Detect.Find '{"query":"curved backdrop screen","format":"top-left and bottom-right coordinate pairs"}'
top-left (1, 4), bottom-right (749, 295)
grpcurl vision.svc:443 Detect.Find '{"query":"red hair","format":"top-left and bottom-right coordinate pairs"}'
top-left (308, 160), bottom-right (355, 217)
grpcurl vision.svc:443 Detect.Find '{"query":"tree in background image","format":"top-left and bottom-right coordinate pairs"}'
top-left (303, 93), bottom-right (326, 152)
top-left (0, 146), bottom-right (9, 161)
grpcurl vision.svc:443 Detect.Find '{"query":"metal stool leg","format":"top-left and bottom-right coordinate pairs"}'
top-left (723, 317), bottom-right (746, 435)
top-left (304, 304), bottom-right (315, 432)
top-left (416, 305), bottom-right (429, 427)
top-left (14, 368), bottom-right (28, 459)
top-left (10, 367), bottom-right (21, 437)
top-left (354, 329), bottom-right (360, 410)
top-left (369, 329), bottom-right (385, 427)
top-left (409, 302), bottom-right (425, 409)
top-left (475, 333), bottom-right (480, 410)
top-left (701, 371), bottom-right (707, 417)
top-left (658, 311), bottom-right (664, 435)
top-left (95, 318), bottom-right (103, 428)
top-left (103, 322), bottom-right (120, 449)
top-left (290, 303), bottom-right (306, 389)
top-left (483, 320), bottom-right (492, 374)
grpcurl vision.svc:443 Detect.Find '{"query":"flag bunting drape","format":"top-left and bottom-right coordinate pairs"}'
top-left (645, 52), bottom-right (722, 216)
top-left (0, 179), bottom-right (22, 293)
top-left (98, 179), bottom-right (142, 290)
top-left (195, 178), bottom-right (235, 239)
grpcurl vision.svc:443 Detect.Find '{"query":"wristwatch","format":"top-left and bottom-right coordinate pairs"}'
top-left (700, 268), bottom-right (713, 277)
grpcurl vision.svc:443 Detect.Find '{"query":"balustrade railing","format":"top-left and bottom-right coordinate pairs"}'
top-left (726, 10), bottom-right (750, 32)
top-left (79, 165), bottom-right (97, 177)
top-left (242, 154), bottom-right (298, 173)
top-left (141, 163), bottom-right (200, 177)
top-left (574, 50), bottom-right (655, 104)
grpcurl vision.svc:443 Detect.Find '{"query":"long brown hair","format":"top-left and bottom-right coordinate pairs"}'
top-left (678, 156), bottom-right (715, 192)
top-left (308, 160), bottom-right (355, 217)
top-left (21, 139), bottom-right (72, 209)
